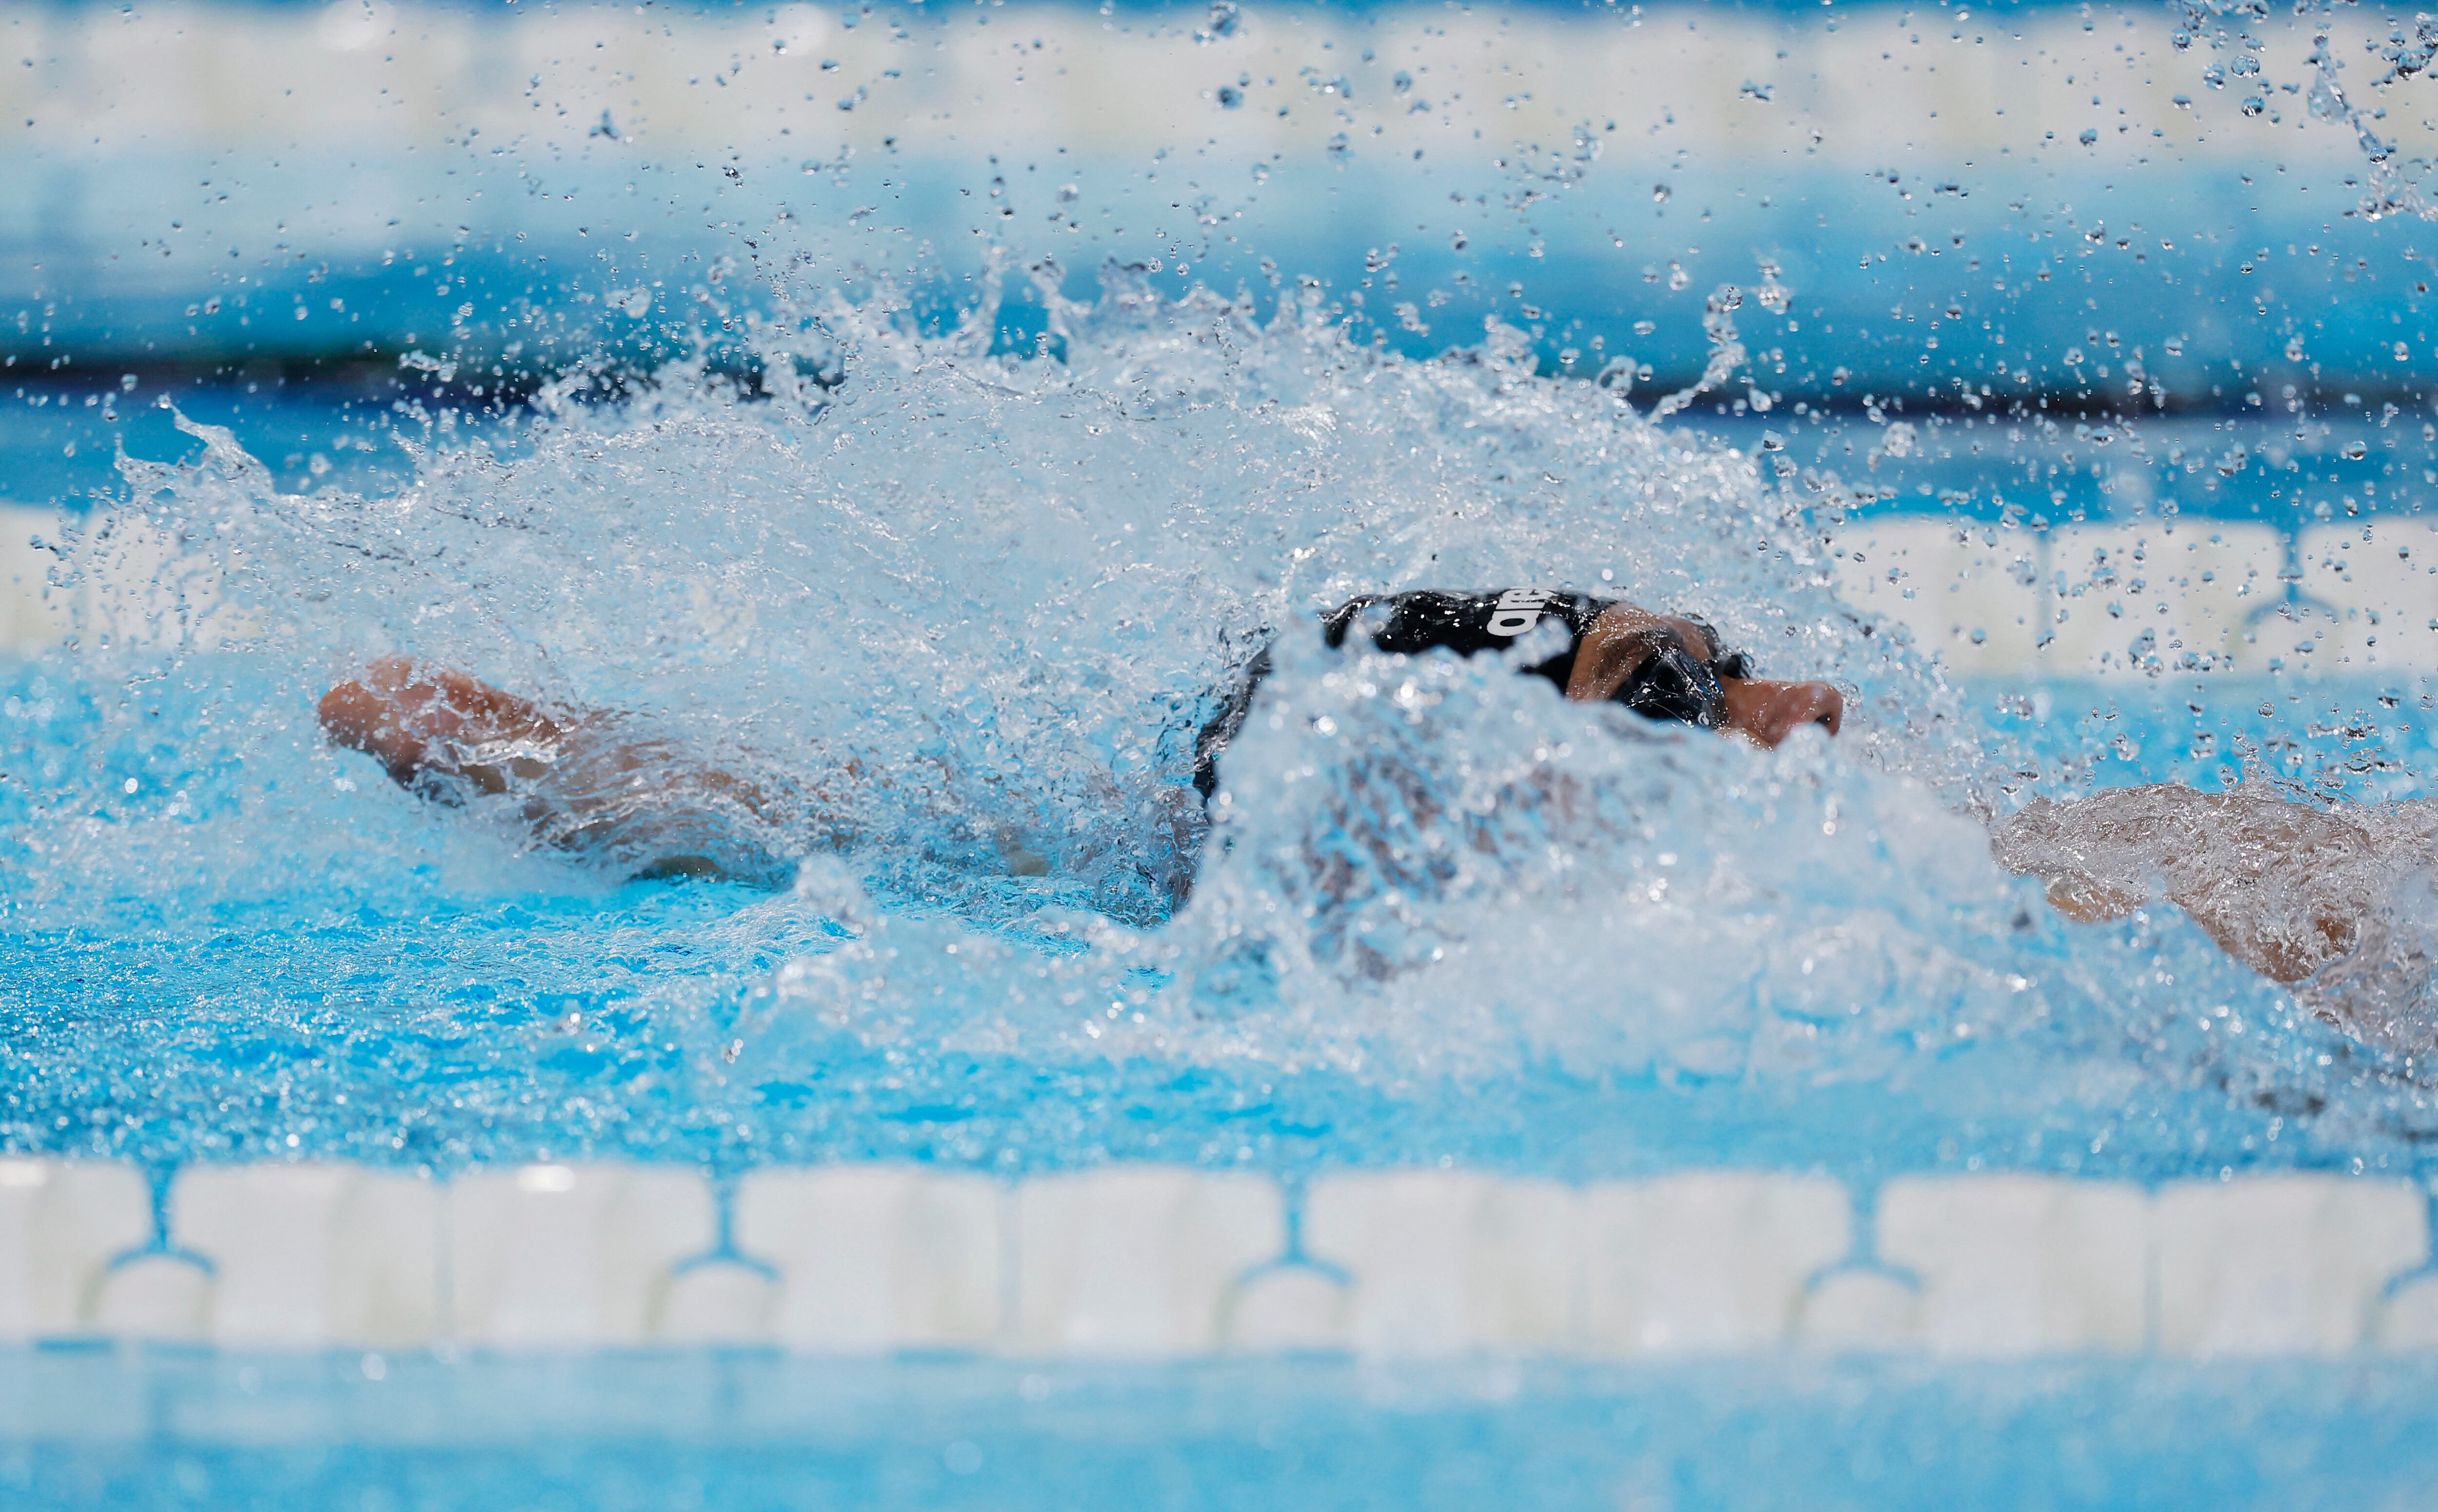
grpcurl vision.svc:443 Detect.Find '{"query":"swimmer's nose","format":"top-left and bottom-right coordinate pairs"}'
top-left (1723, 678), bottom-right (1843, 748)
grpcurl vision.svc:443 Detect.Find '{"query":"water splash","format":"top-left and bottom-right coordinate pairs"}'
top-left (2176, 0), bottom-right (2438, 220)
top-left (10, 265), bottom-right (2438, 1174)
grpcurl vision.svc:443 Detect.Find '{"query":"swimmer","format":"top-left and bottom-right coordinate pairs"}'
top-left (314, 587), bottom-right (2418, 1035)
top-left (319, 587), bottom-right (1841, 829)
top-left (314, 587), bottom-right (1842, 881)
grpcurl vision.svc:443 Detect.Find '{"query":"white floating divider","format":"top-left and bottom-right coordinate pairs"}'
top-left (1015, 1165), bottom-right (1281, 1355)
top-left (1585, 1173), bottom-right (1850, 1355)
top-left (1826, 518), bottom-right (2438, 676)
top-left (2152, 1175), bottom-right (2427, 1356)
top-left (1873, 1175), bottom-right (2150, 1356)
top-left (2379, 1272), bottom-right (2438, 1350)
top-left (2297, 522), bottom-right (2438, 672)
top-left (734, 1164), bottom-right (1001, 1351)
top-left (448, 1164), bottom-right (715, 1346)
top-left (1301, 1171), bottom-right (1578, 1355)
top-left (171, 1164), bottom-right (442, 1348)
top-left (0, 506), bottom-right (65, 654)
top-left (3, 1159), bottom-right (2436, 1357)
top-left (0, 1160), bottom-right (153, 1338)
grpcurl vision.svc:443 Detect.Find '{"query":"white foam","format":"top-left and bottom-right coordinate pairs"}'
top-left (1301, 1171), bottom-right (1579, 1355)
top-left (1874, 1175), bottom-right (2150, 1355)
top-left (2153, 1176), bottom-right (2427, 1356)
top-left (1582, 1173), bottom-right (1849, 1355)
top-left (0, 1160), bottom-right (152, 1339)
top-left (1013, 1165), bottom-right (1282, 1356)
top-left (170, 1163), bottom-right (442, 1348)
top-left (734, 1164), bottom-right (1002, 1352)
top-left (447, 1164), bottom-right (715, 1346)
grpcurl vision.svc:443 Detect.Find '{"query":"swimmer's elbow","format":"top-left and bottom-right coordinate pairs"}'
top-left (2042, 876), bottom-right (2142, 923)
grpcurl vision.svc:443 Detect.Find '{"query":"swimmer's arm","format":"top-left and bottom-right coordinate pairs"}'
top-left (321, 659), bottom-right (817, 881)
top-left (1997, 788), bottom-right (2367, 984)
top-left (318, 657), bottom-right (574, 796)
top-left (320, 660), bottom-right (1062, 885)
top-left (1563, 603), bottom-right (1670, 702)
top-left (320, 658), bottom-right (788, 818)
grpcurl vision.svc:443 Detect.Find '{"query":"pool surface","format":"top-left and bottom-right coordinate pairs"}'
top-left (13, 0), bottom-right (2438, 1502)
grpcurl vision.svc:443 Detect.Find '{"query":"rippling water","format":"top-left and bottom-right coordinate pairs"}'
top-left (4, 268), bottom-right (2438, 1184)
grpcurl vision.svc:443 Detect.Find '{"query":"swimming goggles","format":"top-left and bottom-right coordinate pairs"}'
top-left (1614, 625), bottom-right (1750, 730)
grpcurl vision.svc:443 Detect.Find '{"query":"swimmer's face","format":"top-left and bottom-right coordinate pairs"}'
top-left (1651, 613), bottom-right (1843, 749)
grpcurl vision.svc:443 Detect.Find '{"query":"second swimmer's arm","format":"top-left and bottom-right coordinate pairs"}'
top-left (1563, 603), bottom-right (1670, 702)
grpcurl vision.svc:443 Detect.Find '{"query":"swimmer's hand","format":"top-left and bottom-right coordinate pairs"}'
top-left (317, 656), bottom-right (570, 797)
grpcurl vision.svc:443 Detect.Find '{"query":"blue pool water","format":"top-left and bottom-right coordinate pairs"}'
top-left (11, 275), bottom-right (2438, 1507)
top-left (7, 282), bottom-right (2437, 1185)
top-left (13, 1352), bottom-right (2438, 1511)
top-left (15, 0), bottom-right (2438, 1500)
